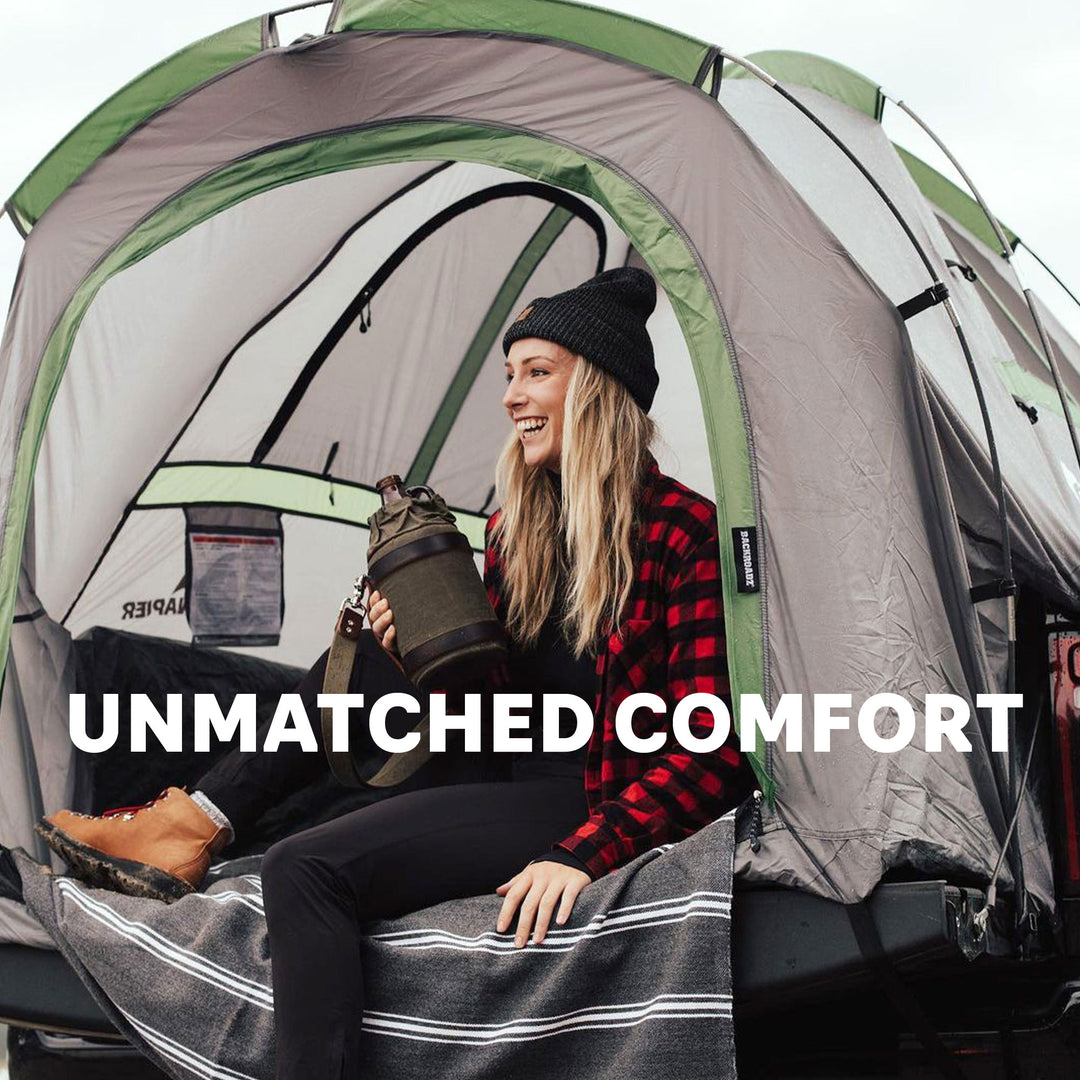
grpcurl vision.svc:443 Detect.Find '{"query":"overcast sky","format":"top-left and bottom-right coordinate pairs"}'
top-left (1, 1), bottom-right (1078, 338)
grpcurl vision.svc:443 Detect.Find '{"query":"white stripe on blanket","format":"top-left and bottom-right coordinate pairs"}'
top-left (122, 1008), bottom-right (261, 1080)
top-left (55, 879), bottom-right (273, 1009)
top-left (193, 889), bottom-right (264, 915)
top-left (370, 891), bottom-right (731, 952)
top-left (369, 889), bottom-right (732, 940)
top-left (361, 993), bottom-right (733, 1045)
top-left (20, 814), bottom-right (738, 1080)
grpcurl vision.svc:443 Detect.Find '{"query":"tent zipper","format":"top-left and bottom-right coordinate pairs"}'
top-left (748, 789), bottom-right (764, 853)
top-left (251, 178), bottom-right (606, 465)
top-left (33, 111), bottom-right (772, 793)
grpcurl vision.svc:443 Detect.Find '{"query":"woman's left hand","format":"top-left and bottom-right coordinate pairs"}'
top-left (496, 862), bottom-right (591, 947)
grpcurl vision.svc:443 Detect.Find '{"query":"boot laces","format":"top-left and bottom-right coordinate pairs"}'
top-left (102, 787), bottom-right (182, 819)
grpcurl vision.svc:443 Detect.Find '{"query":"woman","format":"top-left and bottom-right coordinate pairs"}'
top-left (40, 267), bottom-right (751, 1079)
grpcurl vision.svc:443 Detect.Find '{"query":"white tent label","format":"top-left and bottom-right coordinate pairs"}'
top-left (188, 528), bottom-right (283, 646)
top-left (731, 526), bottom-right (760, 593)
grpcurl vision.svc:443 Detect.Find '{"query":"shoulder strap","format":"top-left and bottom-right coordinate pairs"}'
top-left (320, 594), bottom-right (434, 789)
top-left (320, 604), bottom-right (368, 788)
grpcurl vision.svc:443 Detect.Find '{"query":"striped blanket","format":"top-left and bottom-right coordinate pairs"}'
top-left (16, 813), bottom-right (736, 1080)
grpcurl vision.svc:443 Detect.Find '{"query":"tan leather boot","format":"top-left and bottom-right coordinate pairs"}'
top-left (36, 788), bottom-right (229, 903)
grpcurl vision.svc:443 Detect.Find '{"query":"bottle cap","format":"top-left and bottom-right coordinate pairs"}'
top-left (376, 474), bottom-right (404, 492)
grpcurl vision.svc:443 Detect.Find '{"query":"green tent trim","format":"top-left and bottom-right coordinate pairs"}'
top-left (332, 0), bottom-right (713, 85)
top-left (1, 119), bottom-right (771, 795)
top-left (975, 267), bottom-right (1066, 383)
top-left (5, 21), bottom-right (1021, 270)
top-left (8, 17), bottom-right (265, 232)
top-left (137, 464), bottom-right (490, 549)
top-left (720, 50), bottom-right (1019, 255)
top-left (406, 204), bottom-right (576, 487)
top-left (724, 49), bottom-right (885, 121)
top-left (5, 1), bottom-right (714, 244)
top-left (995, 360), bottom-right (1080, 428)
top-left (894, 145), bottom-right (1018, 255)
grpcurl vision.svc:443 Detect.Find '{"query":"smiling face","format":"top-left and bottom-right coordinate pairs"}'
top-left (502, 337), bottom-right (578, 471)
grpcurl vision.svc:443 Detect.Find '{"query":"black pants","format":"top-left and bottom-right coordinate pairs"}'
top-left (196, 633), bottom-right (587, 1080)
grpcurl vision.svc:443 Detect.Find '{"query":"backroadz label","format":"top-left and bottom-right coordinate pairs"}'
top-left (732, 526), bottom-right (760, 593)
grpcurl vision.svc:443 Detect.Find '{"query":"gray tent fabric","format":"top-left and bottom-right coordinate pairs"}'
top-left (15, 814), bottom-right (736, 1080)
top-left (936, 215), bottom-right (1080, 408)
top-left (0, 30), bottom-right (1005, 908)
top-left (719, 78), bottom-right (1064, 908)
top-left (722, 79), bottom-right (1080, 612)
top-left (2, 16), bottom-right (1079, 932)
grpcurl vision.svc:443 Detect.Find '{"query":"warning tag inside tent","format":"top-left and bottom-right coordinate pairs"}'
top-left (188, 528), bottom-right (283, 646)
top-left (731, 526), bottom-right (760, 593)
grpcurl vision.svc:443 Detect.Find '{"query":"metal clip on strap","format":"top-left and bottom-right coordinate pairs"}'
top-left (320, 574), bottom-right (434, 789)
top-left (898, 282), bottom-right (950, 320)
top-left (321, 577), bottom-right (369, 787)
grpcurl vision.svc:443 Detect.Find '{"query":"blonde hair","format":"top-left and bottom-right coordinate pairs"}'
top-left (492, 355), bottom-right (657, 658)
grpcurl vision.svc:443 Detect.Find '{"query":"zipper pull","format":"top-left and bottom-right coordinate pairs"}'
top-left (358, 294), bottom-right (373, 334)
top-left (749, 789), bottom-right (764, 853)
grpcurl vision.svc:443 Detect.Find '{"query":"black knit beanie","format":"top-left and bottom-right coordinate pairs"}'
top-left (502, 267), bottom-right (659, 412)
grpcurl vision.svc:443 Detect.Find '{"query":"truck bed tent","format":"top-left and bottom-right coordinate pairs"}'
top-left (2, 0), bottom-right (1079, 951)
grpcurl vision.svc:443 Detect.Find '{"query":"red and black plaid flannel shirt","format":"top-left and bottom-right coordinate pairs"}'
top-left (483, 455), bottom-right (752, 880)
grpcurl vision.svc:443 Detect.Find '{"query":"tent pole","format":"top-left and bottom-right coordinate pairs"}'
top-left (264, 0), bottom-right (333, 49)
top-left (895, 119), bottom-right (1080, 927)
top-left (1026, 289), bottom-right (1080, 492)
top-left (974, 690), bottom-right (1042, 940)
top-left (269, 0), bottom-right (332, 15)
top-left (1, 200), bottom-right (27, 240)
top-left (719, 50), bottom-right (1016, 634)
top-left (1019, 242), bottom-right (1080, 312)
top-left (883, 107), bottom-right (1078, 931)
top-left (720, 54), bottom-right (937, 277)
top-left (888, 98), bottom-right (1014, 259)
top-left (886, 96), bottom-right (1080, 486)
top-left (720, 48), bottom-right (1025, 926)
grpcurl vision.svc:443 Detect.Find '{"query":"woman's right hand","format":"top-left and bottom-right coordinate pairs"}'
top-left (368, 589), bottom-right (398, 656)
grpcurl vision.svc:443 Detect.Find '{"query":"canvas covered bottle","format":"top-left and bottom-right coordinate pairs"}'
top-left (366, 475), bottom-right (506, 691)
